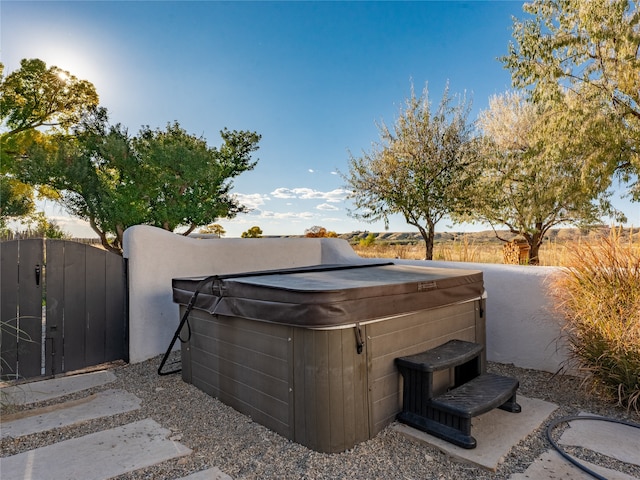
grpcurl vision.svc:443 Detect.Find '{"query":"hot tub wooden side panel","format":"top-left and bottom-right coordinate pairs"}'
top-left (292, 327), bottom-right (369, 453)
top-left (179, 298), bottom-right (485, 453)
top-left (181, 308), bottom-right (294, 439)
top-left (365, 300), bottom-right (484, 435)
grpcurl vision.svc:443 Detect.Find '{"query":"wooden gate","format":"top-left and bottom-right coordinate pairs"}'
top-left (1, 239), bottom-right (127, 381)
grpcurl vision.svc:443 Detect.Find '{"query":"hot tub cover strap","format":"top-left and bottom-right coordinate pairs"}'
top-left (159, 274), bottom-right (221, 375)
top-left (355, 322), bottom-right (364, 354)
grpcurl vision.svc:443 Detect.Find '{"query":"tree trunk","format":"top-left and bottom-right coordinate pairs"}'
top-left (417, 222), bottom-right (435, 260)
top-left (89, 217), bottom-right (123, 256)
top-left (527, 229), bottom-right (543, 265)
top-left (182, 224), bottom-right (197, 236)
top-left (528, 243), bottom-right (540, 265)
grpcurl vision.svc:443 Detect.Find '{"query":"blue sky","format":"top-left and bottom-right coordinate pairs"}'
top-left (3, 1), bottom-right (638, 237)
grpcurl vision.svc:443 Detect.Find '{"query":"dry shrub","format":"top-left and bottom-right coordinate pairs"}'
top-left (435, 235), bottom-right (480, 262)
top-left (352, 242), bottom-right (426, 260)
top-left (551, 228), bottom-right (640, 412)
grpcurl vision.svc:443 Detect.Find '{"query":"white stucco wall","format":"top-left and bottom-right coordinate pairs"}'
top-left (398, 260), bottom-right (568, 374)
top-left (123, 225), bottom-right (569, 373)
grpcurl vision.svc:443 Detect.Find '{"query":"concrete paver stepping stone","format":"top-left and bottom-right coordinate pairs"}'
top-left (1, 389), bottom-right (141, 439)
top-left (393, 395), bottom-right (558, 471)
top-left (508, 449), bottom-right (639, 480)
top-left (509, 413), bottom-right (640, 480)
top-left (558, 414), bottom-right (640, 467)
top-left (0, 418), bottom-right (191, 480)
top-left (0, 370), bottom-right (117, 405)
top-left (178, 467), bottom-right (234, 480)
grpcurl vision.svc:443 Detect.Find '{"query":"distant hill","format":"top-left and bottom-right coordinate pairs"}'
top-left (270, 226), bottom-right (637, 245)
top-left (343, 227), bottom-right (637, 245)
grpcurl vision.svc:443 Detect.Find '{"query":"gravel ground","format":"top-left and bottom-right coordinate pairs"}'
top-left (2, 354), bottom-right (639, 480)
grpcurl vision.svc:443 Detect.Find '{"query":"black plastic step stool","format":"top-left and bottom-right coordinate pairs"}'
top-left (395, 339), bottom-right (521, 449)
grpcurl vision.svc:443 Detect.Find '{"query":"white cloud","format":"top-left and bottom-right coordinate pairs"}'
top-left (316, 203), bottom-right (339, 211)
top-left (308, 169), bottom-right (315, 173)
top-left (292, 188), bottom-right (326, 200)
top-left (322, 188), bottom-right (350, 202)
top-left (270, 187), bottom-right (349, 203)
top-left (271, 188), bottom-right (297, 199)
top-left (50, 216), bottom-right (96, 238)
top-left (233, 193), bottom-right (270, 209)
top-left (260, 210), bottom-right (315, 220)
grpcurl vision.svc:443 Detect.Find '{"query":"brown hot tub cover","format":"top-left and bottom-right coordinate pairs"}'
top-left (172, 263), bottom-right (484, 328)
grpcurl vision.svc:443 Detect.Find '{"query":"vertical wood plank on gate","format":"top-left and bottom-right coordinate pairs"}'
top-left (105, 252), bottom-right (126, 362)
top-left (16, 239), bottom-right (44, 378)
top-left (45, 240), bottom-right (65, 376)
top-left (1, 241), bottom-right (19, 379)
top-left (85, 245), bottom-right (106, 365)
top-left (62, 241), bottom-right (87, 372)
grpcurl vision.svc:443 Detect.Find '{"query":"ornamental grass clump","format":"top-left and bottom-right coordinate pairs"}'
top-left (551, 229), bottom-right (640, 412)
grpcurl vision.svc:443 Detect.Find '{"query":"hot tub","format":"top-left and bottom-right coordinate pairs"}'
top-left (172, 263), bottom-right (486, 453)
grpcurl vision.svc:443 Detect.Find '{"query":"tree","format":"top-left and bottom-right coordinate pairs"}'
top-left (503, 0), bottom-right (640, 199)
top-left (131, 122), bottom-right (260, 235)
top-left (20, 108), bottom-right (261, 254)
top-left (0, 59), bottom-right (99, 223)
top-left (343, 84), bottom-right (478, 259)
top-left (199, 223), bottom-right (226, 237)
top-left (241, 226), bottom-right (263, 238)
top-left (19, 109), bottom-right (140, 252)
top-left (359, 233), bottom-right (376, 247)
top-left (466, 91), bottom-right (617, 264)
top-left (0, 59), bottom-right (98, 137)
top-left (304, 225), bottom-right (337, 238)
top-left (0, 175), bottom-right (34, 220)
top-left (13, 212), bottom-right (69, 239)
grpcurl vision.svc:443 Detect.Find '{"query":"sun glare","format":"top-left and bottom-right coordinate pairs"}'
top-left (34, 45), bottom-right (116, 102)
top-left (42, 49), bottom-right (95, 82)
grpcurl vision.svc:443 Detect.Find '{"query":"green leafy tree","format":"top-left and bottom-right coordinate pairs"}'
top-left (20, 108), bottom-right (261, 254)
top-left (19, 108), bottom-right (138, 252)
top-left (0, 175), bottom-right (34, 220)
top-left (0, 59), bottom-right (98, 137)
top-left (131, 122), bottom-right (260, 234)
top-left (0, 59), bottom-right (98, 223)
top-left (199, 223), bottom-right (226, 237)
top-left (466, 91), bottom-right (617, 264)
top-left (241, 226), bottom-right (263, 238)
top-left (359, 233), bottom-right (376, 247)
top-left (503, 0), bottom-right (640, 199)
top-left (343, 84), bottom-right (478, 259)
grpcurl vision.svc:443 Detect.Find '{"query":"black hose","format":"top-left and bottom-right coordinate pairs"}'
top-left (545, 415), bottom-right (640, 480)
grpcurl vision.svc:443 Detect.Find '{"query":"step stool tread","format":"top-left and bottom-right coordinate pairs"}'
top-left (396, 339), bottom-right (483, 372)
top-left (430, 373), bottom-right (519, 417)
